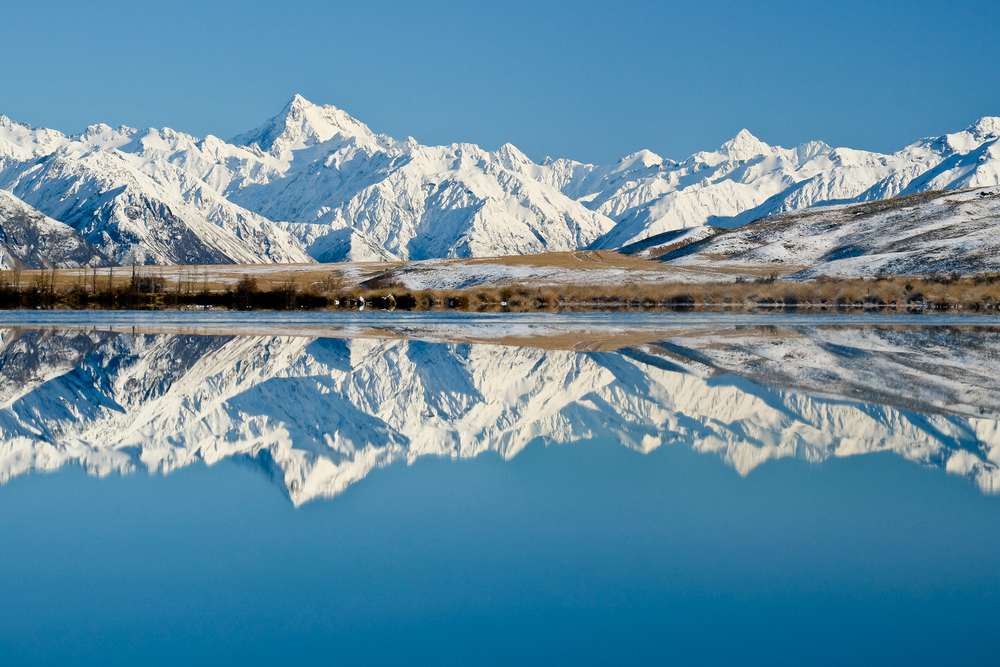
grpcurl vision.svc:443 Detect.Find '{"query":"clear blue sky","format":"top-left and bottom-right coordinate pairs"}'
top-left (2, 0), bottom-right (998, 163)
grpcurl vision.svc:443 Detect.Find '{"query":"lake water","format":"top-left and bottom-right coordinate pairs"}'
top-left (1, 311), bottom-right (999, 666)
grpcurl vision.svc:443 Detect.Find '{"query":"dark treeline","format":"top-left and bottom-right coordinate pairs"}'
top-left (0, 275), bottom-right (358, 311)
top-left (3, 269), bottom-right (1000, 312)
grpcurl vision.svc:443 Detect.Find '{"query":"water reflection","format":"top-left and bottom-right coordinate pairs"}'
top-left (1, 320), bottom-right (998, 504)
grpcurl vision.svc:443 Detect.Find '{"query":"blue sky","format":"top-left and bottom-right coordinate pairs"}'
top-left (2, 0), bottom-right (998, 163)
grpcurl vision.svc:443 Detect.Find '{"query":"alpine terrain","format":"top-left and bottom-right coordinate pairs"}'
top-left (0, 99), bottom-right (998, 268)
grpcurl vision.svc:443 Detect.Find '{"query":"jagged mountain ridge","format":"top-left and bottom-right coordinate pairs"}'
top-left (0, 100), bottom-right (998, 266)
top-left (0, 324), bottom-right (997, 505)
top-left (546, 117), bottom-right (1000, 248)
top-left (0, 117), bottom-right (311, 266)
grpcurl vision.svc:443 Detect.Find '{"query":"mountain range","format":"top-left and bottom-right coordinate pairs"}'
top-left (1, 96), bottom-right (998, 268)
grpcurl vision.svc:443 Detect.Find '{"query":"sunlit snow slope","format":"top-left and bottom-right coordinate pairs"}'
top-left (661, 187), bottom-right (1000, 278)
top-left (1, 100), bottom-right (998, 266)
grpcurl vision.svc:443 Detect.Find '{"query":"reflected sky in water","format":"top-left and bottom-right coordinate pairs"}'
top-left (1, 312), bottom-right (999, 665)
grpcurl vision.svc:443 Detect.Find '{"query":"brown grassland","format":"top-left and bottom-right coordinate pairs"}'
top-left (2, 258), bottom-right (1000, 313)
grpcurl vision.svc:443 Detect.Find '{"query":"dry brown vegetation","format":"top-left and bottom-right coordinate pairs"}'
top-left (3, 263), bottom-right (1000, 312)
top-left (3, 249), bottom-right (798, 296)
top-left (355, 273), bottom-right (1000, 312)
top-left (3, 264), bottom-right (364, 294)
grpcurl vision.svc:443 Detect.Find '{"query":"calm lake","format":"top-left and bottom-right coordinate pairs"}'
top-left (1, 311), bottom-right (999, 666)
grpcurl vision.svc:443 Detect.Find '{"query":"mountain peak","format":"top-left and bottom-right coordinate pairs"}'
top-left (795, 139), bottom-right (832, 162)
top-left (969, 116), bottom-right (1000, 139)
top-left (232, 94), bottom-right (377, 155)
top-left (496, 142), bottom-right (531, 166)
top-left (631, 149), bottom-right (664, 167)
top-left (613, 149), bottom-right (664, 172)
top-left (284, 93), bottom-right (325, 115)
top-left (0, 114), bottom-right (68, 159)
top-left (720, 128), bottom-right (771, 160)
top-left (76, 123), bottom-right (138, 150)
top-left (732, 128), bottom-right (761, 141)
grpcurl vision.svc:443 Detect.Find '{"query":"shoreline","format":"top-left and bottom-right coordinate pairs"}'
top-left (4, 266), bottom-right (1000, 313)
top-left (4, 309), bottom-right (1000, 352)
top-left (2, 281), bottom-right (1000, 314)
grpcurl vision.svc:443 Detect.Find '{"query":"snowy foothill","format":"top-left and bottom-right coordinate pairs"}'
top-left (666, 187), bottom-right (1000, 279)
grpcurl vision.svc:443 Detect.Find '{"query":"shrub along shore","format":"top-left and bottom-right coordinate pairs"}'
top-left (2, 270), bottom-right (1000, 312)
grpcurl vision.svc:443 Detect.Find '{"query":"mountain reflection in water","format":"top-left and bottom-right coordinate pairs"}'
top-left (1, 318), bottom-right (998, 505)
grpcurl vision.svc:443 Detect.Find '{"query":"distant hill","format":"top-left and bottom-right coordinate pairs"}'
top-left (658, 187), bottom-right (1000, 279)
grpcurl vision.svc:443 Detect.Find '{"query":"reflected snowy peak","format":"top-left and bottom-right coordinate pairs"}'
top-left (1, 322), bottom-right (998, 505)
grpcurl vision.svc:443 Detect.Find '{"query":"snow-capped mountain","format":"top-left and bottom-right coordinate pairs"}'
top-left (0, 323), bottom-right (997, 505)
top-left (222, 95), bottom-right (613, 261)
top-left (0, 118), bottom-right (311, 266)
top-left (0, 190), bottom-right (105, 268)
top-left (546, 117), bottom-right (1000, 248)
top-left (1, 98), bottom-right (998, 267)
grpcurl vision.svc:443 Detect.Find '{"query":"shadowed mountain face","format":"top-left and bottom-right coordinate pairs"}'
top-left (1, 321), bottom-right (998, 505)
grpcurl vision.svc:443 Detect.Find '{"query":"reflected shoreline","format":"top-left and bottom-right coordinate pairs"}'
top-left (2, 309), bottom-right (1000, 348)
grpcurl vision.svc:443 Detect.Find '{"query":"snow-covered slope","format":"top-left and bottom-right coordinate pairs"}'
top-left (662, 187), bottom-right (1000, 278)
top-left (0, 324), bottom-right (997, 505)
top-left (0, 120), bottom-right (311, 265)
top-left (223, 96), bottom-right (614, 261)
top-left (1, 98), bottom-right (998, 267)
top-left (0, 190), bottom-right (104, 269)
top-left (548, 118), bottom-right (1000, 248)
